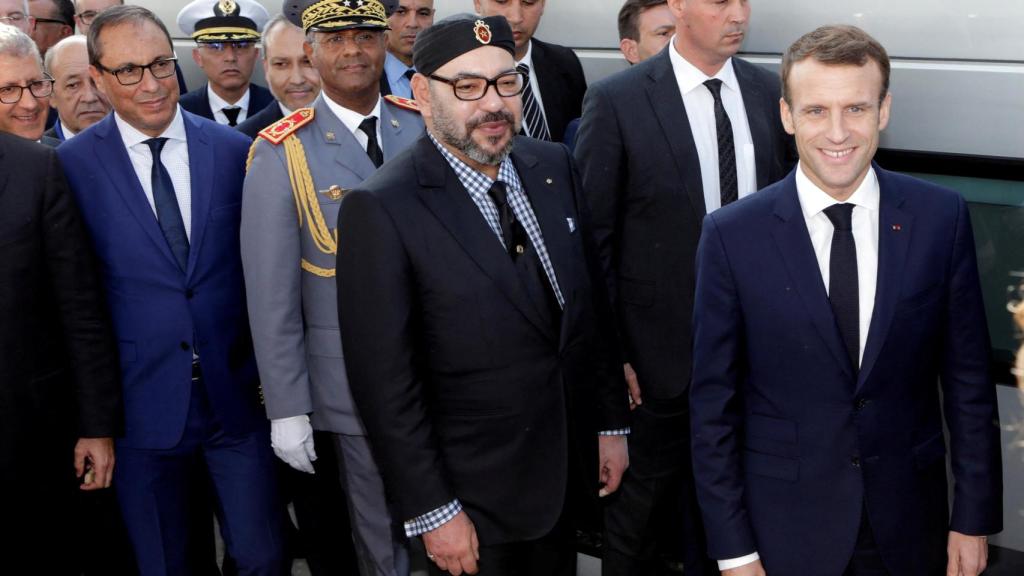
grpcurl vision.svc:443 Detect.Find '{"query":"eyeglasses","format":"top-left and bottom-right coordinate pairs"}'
top-left (94, 56), bottom-right (178, 86)
top-left (312, 30), bottom-right (381, 51)
top-left (34, 16), bottom-right (70, 26)
top-left (0, 12), bottom-right (27, 25)
top-left (199, 41), bottom-right (256, 52)
top-left (428, 71), bottom-right (526, 102)
top-left (0, 75), bottom-right (55, 104)
top-left (76, 10), bottom-right (99, 24)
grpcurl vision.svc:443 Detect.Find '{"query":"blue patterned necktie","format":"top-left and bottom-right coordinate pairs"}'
top-left (824, 203), bottom-right (859, 371)
top-left (145, 137), bottom-right (189, 272)
top-left (703, 79), bottom-right (738, 207)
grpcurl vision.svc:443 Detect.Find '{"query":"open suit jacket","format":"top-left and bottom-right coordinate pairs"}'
top-left (56, 109), bottom-right (265, 450)
top-left (336, 135), bottom-right (629, 545)
top-left (242, 95), bottom-right (423, 434)
top-left (574, 46), bottom-right (795, 400)
top-left (690, 165), bottom-right (1002, 576)
top-left (179, 82), bottom-right (275, 124)
top-left (532, 38), bottom-right (587, 143)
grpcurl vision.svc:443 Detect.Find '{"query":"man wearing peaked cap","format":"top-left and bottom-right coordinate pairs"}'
top-left (178, 0), bottom-right (274, 126)
top-left (336, 13), bottom-right (630, 576)
top-left (241, 0), bottom-right (422, 575)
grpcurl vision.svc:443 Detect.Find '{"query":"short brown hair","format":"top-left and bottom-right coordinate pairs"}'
top-left (617, 0), bottom-right (668, 42)
top-left (781, 25), bottom-right (890, 105)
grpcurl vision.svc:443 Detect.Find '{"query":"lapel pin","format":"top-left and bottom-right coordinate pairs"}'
top-left (391, 119), bottom-right (400, 128)
top-left (545, 178), bottom-right (553, 184)
top-left (892, 224), bottom-right (902, 231)
top-left (515, 244), bottom-right (525, 255)
top-left (325, 131), bottom-right (336, 142)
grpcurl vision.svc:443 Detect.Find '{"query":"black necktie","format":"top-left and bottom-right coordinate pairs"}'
top-left (223, 107), bottom-right (241, 127)
top-left (824, 203), bottom-right (859, 371)
top-left (487, 181), bottom-right (561, 331)
top-left (703, 79), bottom-right (738, 207)
top-left (359, 116), bottom-right (384, 168)
top-left (144, 138), bottom-right (189, 272)
top-left (403, 68), bottom-right (416, 81)
top-left (517, 63), bottom-right (551, 141)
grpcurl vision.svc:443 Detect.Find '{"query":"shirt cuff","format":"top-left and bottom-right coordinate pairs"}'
top-left (599, 428), bottom-right (631, 436)
top-left (718, 552), bottom-right (760, 571)
top-left (404, 499), bottom-right (463, 537)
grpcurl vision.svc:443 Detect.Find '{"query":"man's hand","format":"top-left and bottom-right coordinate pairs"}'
top-left (947, 531), bottom-right (988, 576)
top-left (270, 415), bottom-right (317, 474)
top-left (598, 434), bottom-right (629, 497)
top-left (624, 363), bottom-right (642, 410)
top-left (75, 437), bottom-right (114, 490)
top-left (723, 559), bottom-right (767, 576)
top-left (422, 510), bottom-right (479, 575)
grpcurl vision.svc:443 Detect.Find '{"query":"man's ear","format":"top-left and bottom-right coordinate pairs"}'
top-left (411, 73), bottom-right (431, 121)
top-left (878, 91), bottom-right (892, 132)
top-left (780, 97), bottom-right (796, 136)
top-left (191, 47), bottom-right (203, 67)
top-left (89, 65), bottom-right (109, 101)
top-left (619, 38), bottom-right (639, 65)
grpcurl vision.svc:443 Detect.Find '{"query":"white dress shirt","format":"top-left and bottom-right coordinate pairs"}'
top-left (516, 40), bottom-right (550, 134)
top-left (115, 106), bottom-right (193, 239)
top-left (59, 120), bottom-right (77, 140)
top-left (207, 83), bottom-right (250, 125)
top-left (321, 93), bottom-right (383, 153)
top-left (721, 165), bottom-right (880, 572)
top-left (668, 37), bottom-right (756, 213)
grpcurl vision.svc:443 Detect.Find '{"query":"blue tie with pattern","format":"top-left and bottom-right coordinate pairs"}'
top-left (145, 137), bottom-right (189, 272)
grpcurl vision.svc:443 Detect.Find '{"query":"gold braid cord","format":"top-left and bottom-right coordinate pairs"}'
top-left (283, 136), bottom-right (338, 278)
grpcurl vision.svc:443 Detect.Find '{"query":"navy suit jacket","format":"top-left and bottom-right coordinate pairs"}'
top-left (235, 101), bottom-right (283, 140)
top-left (179, 82), bottom-right (274, 124)
top-left (56, 109), bottom-right (265, 450)
top-left (690, 165), bottom-right (1002, 575)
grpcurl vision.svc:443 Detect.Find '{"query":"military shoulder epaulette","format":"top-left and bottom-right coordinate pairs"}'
top-left (258, 107), bottom-right (315, 145)
top-left (384, 94), bottom-right (420, 114)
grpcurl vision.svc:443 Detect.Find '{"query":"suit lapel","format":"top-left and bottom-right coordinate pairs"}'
top-left (198, 84), bottom-right (215, 120)
top-left (734, 59), bottom-right (772, 188)
top-left (183, 112), bottom-right (212, 279)
top-left (414, 138), bottom-right (554, 340)
top-left (530, 40), bottom-right (563, 138)
top-left (93, 115), bottom-right (180, 269)
top-left (858, 167), bottom-right (912, 389)
top-left (770, 174), bottom-right (855, 378)
top-left (313, 98), bottom-right (376, 181)
top-left (379, 103), bottom-right (408, 162)
top-left (646, 49), bottom-right (708, 222)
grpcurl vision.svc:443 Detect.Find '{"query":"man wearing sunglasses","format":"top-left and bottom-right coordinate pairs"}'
top-left (0, 22), bottom-right (56, 143)
top-left (177, 0), bottom-right (272, 127)
top-left (56, 6), bottom-right (285, 574)
top-left (336, 14), bottom-right (630, 576)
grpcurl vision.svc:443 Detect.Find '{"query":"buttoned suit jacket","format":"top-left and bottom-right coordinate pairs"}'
top-left (179, 82), bottom-right (275, 124)
top-left (241, 95), bottom-right (423, 434)
top-left (236, 101), bottom-right (284, 139)
top-left (336, 134), bottom-right (629, 545)
top-left (56, 109), bottom-right (266, 449)
top-left (531, 38), bottom-right (587, 143)
top-left (690, 165), bottom-right (1002, 576)
top-left (574, 47), bottom-right (795, 400)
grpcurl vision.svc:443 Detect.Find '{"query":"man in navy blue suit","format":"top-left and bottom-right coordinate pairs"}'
top-left (58, 6), bottom-right (284, 575)
top-left (690, 25), bottom-right (1002, 576)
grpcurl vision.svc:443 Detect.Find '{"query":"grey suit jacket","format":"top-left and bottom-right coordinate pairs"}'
top-left (241, 95), bottom-right (424, 434)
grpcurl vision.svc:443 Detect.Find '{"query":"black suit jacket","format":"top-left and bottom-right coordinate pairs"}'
top-left (236, 101), bottom-right (284, 139)
top-left (574, 48), bottom-right (796, 399)
top-left (336, 135), bottom-right (629, 545)
top-left (179, 82), bottom-right (275, 124)
top-left (0, 133), bottom-right (120, 479)
top-left (531, 38), bottom-right (587, 143)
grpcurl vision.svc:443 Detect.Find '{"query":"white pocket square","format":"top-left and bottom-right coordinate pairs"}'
top-left (567, 218), bottom-right (576, 233)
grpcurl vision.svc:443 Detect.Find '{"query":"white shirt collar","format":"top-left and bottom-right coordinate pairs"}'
top-left (796, 162), bottom-right (880, 219)
top-left (321, 92), bottom-right (382, 137)
top-left (207, 83), bottom-right (250, 113)
top-left (515, 39), bottom-right (534, 69)
top-left (114, 105), bottom-right (187, 148)
top-left (278, 102), bottom-right (292, 117)
top-left (59, 120), bottom-right (76, 139)
top-left (668, 35), bottom-right (739, 95)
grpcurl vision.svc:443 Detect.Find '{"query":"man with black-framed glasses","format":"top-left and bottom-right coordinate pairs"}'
top-left (72, 0), bottom-right (116, 34)
top-left (57, 6), bottom-right (286, 575)
top-left (28, 0), bottom-right (71, 56)
top-left (0, 22), bottom-right (55, 143)
top-left (177, 0), bottom-right (272, 127)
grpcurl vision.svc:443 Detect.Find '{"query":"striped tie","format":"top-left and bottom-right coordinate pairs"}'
top-left (517, 63), bottom-right (551, 141)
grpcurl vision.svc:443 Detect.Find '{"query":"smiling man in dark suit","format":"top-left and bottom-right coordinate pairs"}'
top-left (337, 14), bottom-right (629, 576)
top-left (573, 0), bottom-right (795, 574)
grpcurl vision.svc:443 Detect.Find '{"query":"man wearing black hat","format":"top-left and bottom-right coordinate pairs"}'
top-left (336, 14), bottom-right (630, 576)
top-left (241, 1), bottom-right (423, 575)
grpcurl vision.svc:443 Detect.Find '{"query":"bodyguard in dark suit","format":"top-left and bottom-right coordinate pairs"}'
top-left (473, 0), bottom-right (585, 142)
top-left (336, 15), bottom-right (629, 576)
top-left (59, 7), bottom-right (284, 574)
top-left (690, 25), bottom-right (1001, 576)
top-left (574, 1), bottom-right (794, 574)
top-left (0, 132), bottom-right (121, 573)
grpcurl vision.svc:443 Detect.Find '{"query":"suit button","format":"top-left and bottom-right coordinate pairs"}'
top-left (851, 456), bottom-right (861, 468)
top-left (180, 341), bottom-right (190, 351)
top-left (186, 289), bottom-right (194, 299)
top-left (856, 398), bottom-right (869, 410)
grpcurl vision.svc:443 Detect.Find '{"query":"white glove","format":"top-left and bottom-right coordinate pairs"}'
top-left (271, 415), bottom-right (317, 474)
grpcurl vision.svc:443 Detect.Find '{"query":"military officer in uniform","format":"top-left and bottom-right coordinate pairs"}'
top-left (240, 1), bottom-right (424, 575)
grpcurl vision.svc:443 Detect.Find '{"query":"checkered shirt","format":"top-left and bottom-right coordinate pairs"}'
top-left (429, 134), bottom-right (564, 309)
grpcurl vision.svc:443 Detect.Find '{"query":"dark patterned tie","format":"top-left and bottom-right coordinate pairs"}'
top-left (359, 116), bottom-right (384, 168)
top-left (824, 203), bottom-right (859, 371)
top-left (144, 138), bottom-right (189, 272)
top-left (703, 79), bottom-right (738, 207)
top-left (222, 107), bottom-right (241, 127)
top-left (517, 63), bottom-right (551, 141)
